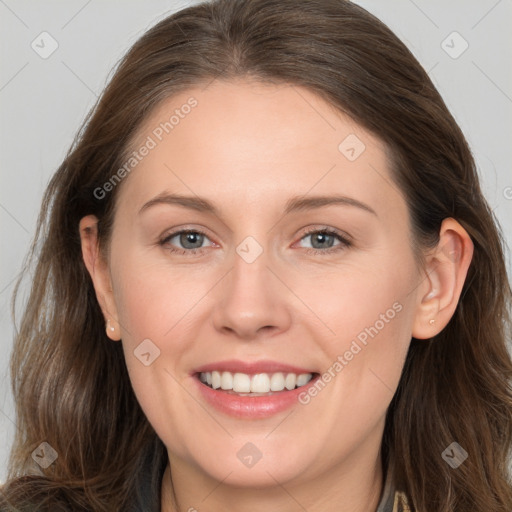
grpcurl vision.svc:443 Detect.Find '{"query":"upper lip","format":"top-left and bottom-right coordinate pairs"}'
top-left (193, 359), bottom-right (317, 376)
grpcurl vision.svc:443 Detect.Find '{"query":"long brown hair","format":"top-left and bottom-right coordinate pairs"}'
top-left (2, 0), bottom-right (511, 510)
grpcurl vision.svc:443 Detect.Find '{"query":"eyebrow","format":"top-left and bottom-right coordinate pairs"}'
top-left (138, 192), bottom-right (377, 217)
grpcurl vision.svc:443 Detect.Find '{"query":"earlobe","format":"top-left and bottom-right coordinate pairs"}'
top-left (79, 215), bottom-right (122, 341)
top-left (412, 218), bottom-right (474, 340)
top-left (106, 317), bottom-right (121, 341)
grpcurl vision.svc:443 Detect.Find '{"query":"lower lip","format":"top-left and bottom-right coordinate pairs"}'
top-left (194, 374), bottom-right (320, 419)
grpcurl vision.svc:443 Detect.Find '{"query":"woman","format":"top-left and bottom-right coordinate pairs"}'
top-left (1, 0), bottom-right (511, 510)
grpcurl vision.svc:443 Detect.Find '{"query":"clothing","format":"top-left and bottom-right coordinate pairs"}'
top-left (132, 439), bottom-right (410, 512)
top-left (376, 457), bottom-right (411, 512)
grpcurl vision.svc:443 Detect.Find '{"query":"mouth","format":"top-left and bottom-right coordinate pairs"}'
top-left (191, 360), bottom-right (321, 418)
top-left (196, 370), bottom-right (318, 396)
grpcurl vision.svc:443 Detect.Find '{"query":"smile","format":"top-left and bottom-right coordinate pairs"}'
top-left (199, 371), bottom-right (314, 394)
top-left (192, 360), bottom-right (321, 418)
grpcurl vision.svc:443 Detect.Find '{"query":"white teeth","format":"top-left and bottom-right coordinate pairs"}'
top-left (269, 372), bottom-right (285, 391)
top-left (211, 371), bottom-right (221, 389)
top-left (250, 373), bottom-right (270, 393)
top-left (296, 373), bottom-right (311, 387)
top-left (285, 373), bottom-right (296, 390)
top-left (220, 371), bottom-right (233, 390)
top-left (199, 371), bottom-right (313, 393)
top-left (233, 372), bottom-right (251, 392)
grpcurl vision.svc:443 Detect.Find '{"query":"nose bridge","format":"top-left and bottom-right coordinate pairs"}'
top-left (232, 234), bottom-right (271, 296)
top-left (211, 231), bottom-right (291, 339)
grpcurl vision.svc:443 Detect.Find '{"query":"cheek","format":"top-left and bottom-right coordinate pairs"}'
top-left (109, 251), bottom-right (220, 456)
top-left (301, 254), bottom-right (415, 417)
top-left (111, 248), bottom-right (213, 342)
top-left (298, 252), bottom-right (413, 349)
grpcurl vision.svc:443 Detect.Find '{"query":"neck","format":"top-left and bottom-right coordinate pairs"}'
top-left (161, 449), bottom-right (384, 512)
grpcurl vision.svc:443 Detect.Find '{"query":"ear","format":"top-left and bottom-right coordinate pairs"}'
top-left (79, 215), bottom-right (121, 341)
top-left (412, 217), bottom-right (474, 339)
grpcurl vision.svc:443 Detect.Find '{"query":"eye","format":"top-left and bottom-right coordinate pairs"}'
top-left (296, 227), bottom-right (352, 255)
top-left (159, 226), bottom-right (352, 257)
top-left (159, 229), bottom-right (213, 256)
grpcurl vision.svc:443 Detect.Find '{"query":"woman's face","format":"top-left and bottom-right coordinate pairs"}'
top-left (94, 79), bottom-right (426, 487)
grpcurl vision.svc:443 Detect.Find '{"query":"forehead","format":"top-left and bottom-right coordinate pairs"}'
top-left (115, 79), bottom-right (402, 221)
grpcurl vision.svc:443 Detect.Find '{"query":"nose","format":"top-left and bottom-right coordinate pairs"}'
top-left (211, 246), bottom-right (292, 341)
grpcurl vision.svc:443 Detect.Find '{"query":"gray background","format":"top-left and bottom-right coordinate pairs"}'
top-left (1, 0), bottom-right (511, 483)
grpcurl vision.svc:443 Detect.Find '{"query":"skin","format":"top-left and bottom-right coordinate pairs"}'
top-left (80, 79), bottom-right (473, 512)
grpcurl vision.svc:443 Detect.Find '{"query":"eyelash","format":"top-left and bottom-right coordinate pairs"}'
top-left (159, 227), bottom-right (352, 257)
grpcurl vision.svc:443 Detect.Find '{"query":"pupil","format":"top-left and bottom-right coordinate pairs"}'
top-left (182, 232), bottom-right (202, 249)
top-left (313, 232), bottom-right (332, 249)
